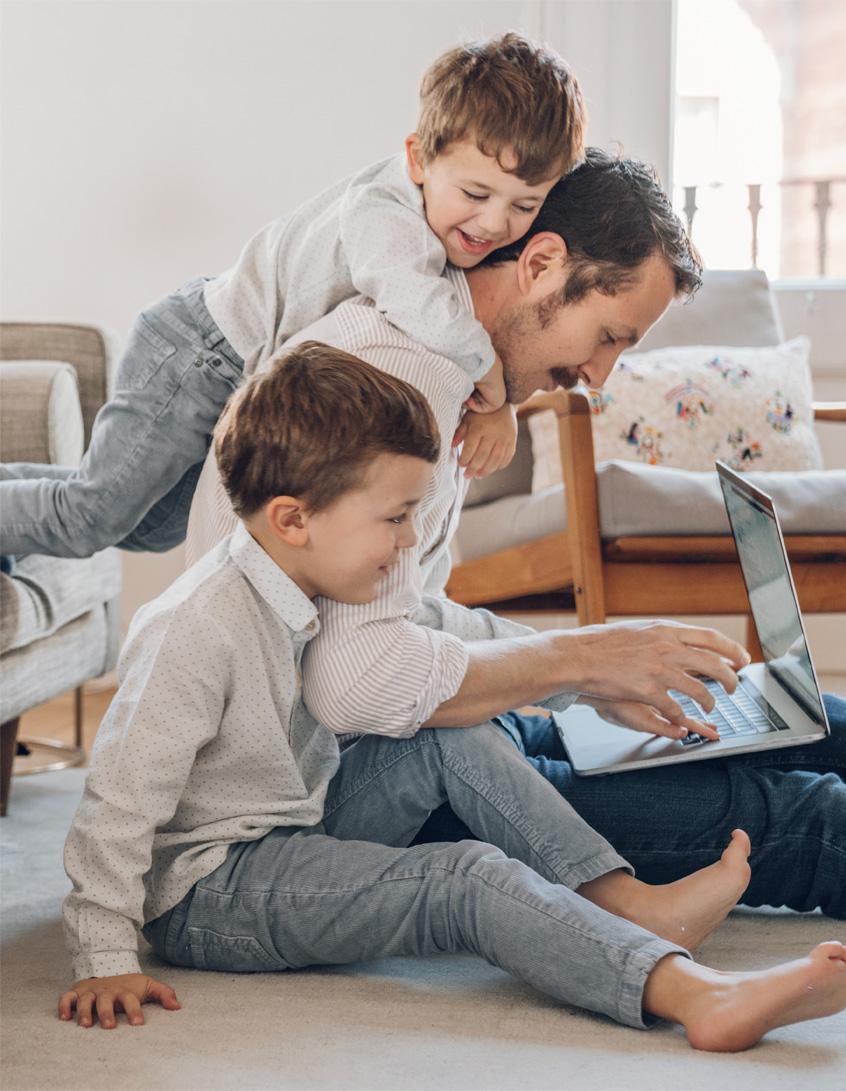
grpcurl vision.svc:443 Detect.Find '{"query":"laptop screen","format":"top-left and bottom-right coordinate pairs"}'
top-left (718, 469), bottom-right (826, 722)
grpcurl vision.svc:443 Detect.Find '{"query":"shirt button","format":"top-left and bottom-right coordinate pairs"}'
top-left (193, 356), bottom-right (203, 368)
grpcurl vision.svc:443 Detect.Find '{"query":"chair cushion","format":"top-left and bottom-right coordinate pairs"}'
top-left (0, 361), bottom-right (84, 465)
top-left (529, 338), bottom-right (822, 491)
top-left (451, 463), bottom-right (846, 565)
top-left (0, 550), bottom-right (123, 654)
top-left (635, 269), bottom-right (783, 351)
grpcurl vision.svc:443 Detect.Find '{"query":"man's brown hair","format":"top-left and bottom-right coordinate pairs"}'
top-left (215, 341), bottom-right (440, 518)
top-left (416, 31), bottom-right (585, 184)
top-left (485, 148), bottom-right (703, 301)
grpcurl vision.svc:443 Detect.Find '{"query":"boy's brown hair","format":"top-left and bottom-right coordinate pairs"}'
top-left (214, 341), bottom-right (440, 518)
top-left (416, 31), bottom-right (585, 184)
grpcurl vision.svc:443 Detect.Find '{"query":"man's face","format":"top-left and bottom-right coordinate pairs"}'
top-left (304, 453), bottom-right (433, 605)
top-left (490, 252), bottom-right (678, 404)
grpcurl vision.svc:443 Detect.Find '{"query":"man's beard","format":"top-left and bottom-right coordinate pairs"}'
top-left (491, 298), bottom-right (579, 404)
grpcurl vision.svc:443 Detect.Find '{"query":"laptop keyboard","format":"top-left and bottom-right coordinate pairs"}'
top-left (671, 679), bottom-right (790, 746)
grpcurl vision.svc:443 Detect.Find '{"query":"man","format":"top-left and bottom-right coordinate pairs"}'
top-left (187, 148), bottom-right (845, 917)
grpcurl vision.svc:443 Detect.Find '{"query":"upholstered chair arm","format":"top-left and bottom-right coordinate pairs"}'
top-left (0, 361), bottom-right (85, 465)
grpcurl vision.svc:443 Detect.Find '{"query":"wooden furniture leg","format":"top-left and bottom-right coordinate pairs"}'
top-left (1, 717), bottom-right (20, 817)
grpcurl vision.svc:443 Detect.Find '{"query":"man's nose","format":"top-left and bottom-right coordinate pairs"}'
top-left (580, 344), bottom-right (625, 388)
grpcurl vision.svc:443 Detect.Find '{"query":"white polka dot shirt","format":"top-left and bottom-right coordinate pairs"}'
top-left (63, 524), bottom-right (339, 980)
top-left (203, 153), bottom-right (495, 380)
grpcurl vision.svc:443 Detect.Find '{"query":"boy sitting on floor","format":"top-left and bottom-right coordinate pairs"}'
top-left (60, 342), bottom-right (846, 1052)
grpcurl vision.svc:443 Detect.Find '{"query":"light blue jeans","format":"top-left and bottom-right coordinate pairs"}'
top-left (0, 277), bottom-right (243, 558)
top-left (143, 722), bottom-right (687, 1030)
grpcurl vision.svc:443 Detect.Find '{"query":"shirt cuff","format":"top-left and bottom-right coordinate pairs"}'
top-left (72, 949), bottom-right (143, 981)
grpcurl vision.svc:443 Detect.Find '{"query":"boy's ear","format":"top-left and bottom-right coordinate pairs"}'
top-left (516, 232), bottom-right (569, 295)
top-left (265, 496), bottom-right (311, 547)
top-left (405, 134), bottom-right (426, 185)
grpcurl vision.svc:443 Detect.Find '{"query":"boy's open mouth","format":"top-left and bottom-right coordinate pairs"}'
top-left (456, 228), bottom-right (494, 255)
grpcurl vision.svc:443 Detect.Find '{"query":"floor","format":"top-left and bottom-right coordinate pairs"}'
top-left (3, 679), bottom-right (845, 1090)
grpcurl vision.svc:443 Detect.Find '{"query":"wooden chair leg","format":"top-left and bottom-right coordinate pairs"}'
top-left (745, 615), bottom-right (764, 662)
top-left (1, 717), bottom-right (20, 817)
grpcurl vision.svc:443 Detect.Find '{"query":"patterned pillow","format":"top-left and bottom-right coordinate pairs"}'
top-left (529, 337), bottom-right (822, 492)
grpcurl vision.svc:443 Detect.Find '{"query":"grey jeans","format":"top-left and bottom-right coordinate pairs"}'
top-left (0, 276), bottom-right (243, 558)
top-left (143, 722), bottom-right (686, 1030)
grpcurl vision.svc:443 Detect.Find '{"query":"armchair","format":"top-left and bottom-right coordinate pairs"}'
top-left (0, 323), bottom-right (123, 814)
top-left (446, 272), bottom-right (846, 659)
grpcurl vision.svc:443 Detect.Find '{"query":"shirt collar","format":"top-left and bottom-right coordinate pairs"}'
top-left (229, 523), bottom-right (319, 636)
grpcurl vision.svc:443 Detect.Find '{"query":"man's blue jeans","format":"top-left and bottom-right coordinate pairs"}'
top-left (0, 277), bottom-right (243, 558)
top-left (144, 722), bottom-right (686, 1030)
top-left (416, 694), bottom-right (846, 918)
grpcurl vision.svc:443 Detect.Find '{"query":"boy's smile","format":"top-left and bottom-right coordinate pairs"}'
top-left (300, 452), bottom-right (433, 605)
top-left (405, 137), bottom-right (559, 269)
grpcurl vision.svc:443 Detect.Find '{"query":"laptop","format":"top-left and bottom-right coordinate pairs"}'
top-left (555, 460), bottom-right (830, 775)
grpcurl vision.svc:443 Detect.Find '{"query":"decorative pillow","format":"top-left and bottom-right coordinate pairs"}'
top-left (529, 337), bottom-right (822, 492)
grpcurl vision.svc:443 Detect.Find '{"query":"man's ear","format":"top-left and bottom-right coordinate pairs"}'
top-left (264, 496), bottom-right (311, 547)
top-left (516, 232), bottom-right (568, 296)
top-left (405, 134), bottom-right (426, 185)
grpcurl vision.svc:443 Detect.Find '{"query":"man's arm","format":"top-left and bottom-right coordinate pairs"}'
top-left (423, 620), bottom-right (750, 728)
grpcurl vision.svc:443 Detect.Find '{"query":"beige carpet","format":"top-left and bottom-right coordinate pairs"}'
top-left (2, 769), bottom-right (844, 1091)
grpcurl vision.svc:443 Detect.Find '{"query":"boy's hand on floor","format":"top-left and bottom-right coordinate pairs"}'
top-left (465, 353), bottom-right (506, 414)
top-left (58, 972), bottom-right (181, 1029)
top-left (452, 403), bottom-right (518, 478)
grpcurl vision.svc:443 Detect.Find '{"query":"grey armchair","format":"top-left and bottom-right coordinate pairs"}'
top-left (0, 323), bottom-right (123, 814)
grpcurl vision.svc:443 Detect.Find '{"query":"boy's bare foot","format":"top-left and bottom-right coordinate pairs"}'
top-left (579, 829), bottom-right (751, 950)
top-left (648, 941), bottom-right (846, 1052)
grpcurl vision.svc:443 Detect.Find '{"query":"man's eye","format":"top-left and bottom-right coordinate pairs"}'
top-left (389, 514), bottom-right (406, 525)
top-left (514, 205), bottom-right (536, 214)
top-left (461, 190), bottom-right (487, 201)
top-left (603, 333), bottom-right (618, 346)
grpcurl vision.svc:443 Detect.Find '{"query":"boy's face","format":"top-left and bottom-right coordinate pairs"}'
top-left (406, 137), bottom-right (558, 269)
top-left (304, 452), bottom-right (433, 605)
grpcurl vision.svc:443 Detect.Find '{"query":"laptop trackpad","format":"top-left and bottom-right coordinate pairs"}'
top-left (553, 704), bottom-right (705, 773)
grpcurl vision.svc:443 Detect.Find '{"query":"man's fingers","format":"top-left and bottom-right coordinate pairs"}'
top-left (675, 624), bottom-right (751, 668)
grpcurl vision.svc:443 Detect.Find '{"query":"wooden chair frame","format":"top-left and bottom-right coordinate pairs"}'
top-left (447, 391), bottom-right (846, 658)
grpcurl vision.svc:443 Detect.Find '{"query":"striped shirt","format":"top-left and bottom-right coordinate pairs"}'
top-left (186, 269), bottom-right (577, 738)
top-left (64, 524), bottom-right (339, 979)
top-left (203, 153), bottom-right (494, 380)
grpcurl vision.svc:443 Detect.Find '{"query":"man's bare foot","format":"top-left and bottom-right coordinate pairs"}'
top-left (579, 829), bottom-right (751, 950)
top-left (655, 941), bottom-right (846, 1052)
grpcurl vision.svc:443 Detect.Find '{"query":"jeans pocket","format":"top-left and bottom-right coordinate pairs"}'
top-left (116, 313), bottom-right (179, 392)
top-left (188, 926), bottom-right (283, 973)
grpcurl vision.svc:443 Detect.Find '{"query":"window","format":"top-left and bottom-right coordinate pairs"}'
top-left (672, 0), bottom-right (846, 279)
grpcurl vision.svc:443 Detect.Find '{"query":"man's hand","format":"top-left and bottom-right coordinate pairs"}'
top-left (58, 973), bottom-right (181, 1029)
top-left (464, 353), bottom-right (506, 414)
top-left (452, 403), bottom-right (518, 478)
top-left (567, 619), bottom-right (750, 727)
top-left (580, 695), bottom-right (721, 742)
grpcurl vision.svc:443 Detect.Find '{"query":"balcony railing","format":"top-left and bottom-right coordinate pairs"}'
top-left (675, 177), bottom-right (846, 277)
